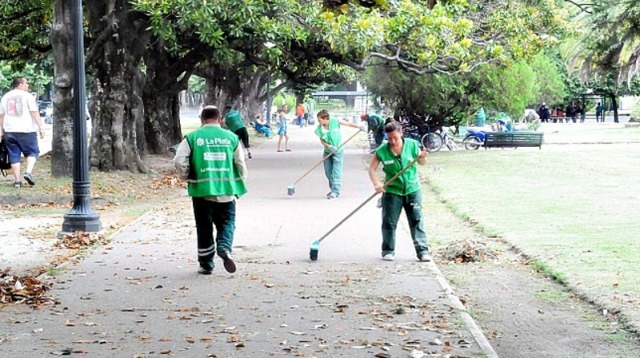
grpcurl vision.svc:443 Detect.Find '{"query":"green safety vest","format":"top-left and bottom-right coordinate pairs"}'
top-left (224, 109), bottom-right (245, 132)
top-left (185, 126), bottom-right (248, 198)
top-left (314, 118), bottom-right (343, 153)
top-left (375, 138), bottom-right (421, 196)
top-left (369, 114), bottom-right (384, 131)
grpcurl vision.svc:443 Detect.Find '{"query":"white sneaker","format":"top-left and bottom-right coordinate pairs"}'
top-left (419, 254), bottom-right (432, 262)
top-left (382, 254), bottom-right (395, 261)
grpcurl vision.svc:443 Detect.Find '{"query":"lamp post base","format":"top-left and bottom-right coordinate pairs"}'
top-left (62, 210), bottom-right (102, 233)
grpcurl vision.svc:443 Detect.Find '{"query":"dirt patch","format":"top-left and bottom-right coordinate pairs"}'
top-left (424, 188), bottom-right (640, 357)
top-left (0, 154), bottom-right (183, 277)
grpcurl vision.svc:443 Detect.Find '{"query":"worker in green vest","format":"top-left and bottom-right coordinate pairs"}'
top-left (360, 113), bottom-right (385, 148)
top-left (223, 105), bottom-right (252, 159)
top-left (315, 109), bottom-right (365, 199)
top-left (173, 106), bottom-right (248, 275)
top-left (367, 121), bottom-right (431, 262)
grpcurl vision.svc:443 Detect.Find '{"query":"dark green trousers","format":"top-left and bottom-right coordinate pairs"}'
top-left (381, 190), bottom-right (429, 258)
top-left (192, 198), bottom-right (236, 270)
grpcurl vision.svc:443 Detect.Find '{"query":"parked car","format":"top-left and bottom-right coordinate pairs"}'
top-left (38, 101), bottom-right (52, 117)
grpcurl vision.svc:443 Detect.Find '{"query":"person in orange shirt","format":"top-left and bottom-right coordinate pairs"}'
top-left (295, 103), bottom-right (305, 128)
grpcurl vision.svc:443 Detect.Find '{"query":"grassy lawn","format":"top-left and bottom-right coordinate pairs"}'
top-left (542, 123), bottom-right (640, 144)
top-left (421, 125), bottom-right (640, 313)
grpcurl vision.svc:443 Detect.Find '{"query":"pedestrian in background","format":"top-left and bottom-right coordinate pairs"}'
top-left (295, 103), bottom-right (305, 128)
top-left (596, 102), bottom-right (603, 123)
top-left (315, 109), bottom-right (365, 199)
top-left (223, 105), bottom-right (252, 159)
top-left (537, 103), bottom-right (550, 123)
top-left (367, 121), bottom-right (430, 262)
top-left (173, 105), bottom-right (247, 275)
top-left (0, 77), bottom-right (45, 188)
top-left (277, 106), bottom-right (291, 152)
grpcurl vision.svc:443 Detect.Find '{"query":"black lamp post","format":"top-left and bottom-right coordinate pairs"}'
top-left (61, 0), bottom-right (102, 233)
top-left (266, 70), bottom-right (272, 125)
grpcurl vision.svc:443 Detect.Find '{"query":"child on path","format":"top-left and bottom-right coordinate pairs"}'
top-left (367, 121), bottom-right (431, 262)
top-left (314, 109), bottom-right (365, 199)
top-left (277, 106), bottom-right (291, 152)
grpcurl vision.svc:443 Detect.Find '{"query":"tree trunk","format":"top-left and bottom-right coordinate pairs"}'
top-left (610, 93), bottom-right (619, 123)
top-left (142, 39), bottom-right (207, 153)
top-left (50, 0), bottom-right (75, 177)
top-left (142, 42), bottom-right (183, 154)
top-left (86, 1), bottom-right (149, 172)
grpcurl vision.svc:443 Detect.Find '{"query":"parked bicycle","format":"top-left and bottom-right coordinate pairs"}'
top-left (400, 115), bottom-right (443, 152)
top-left (439, 126), bottom-right (458, 151)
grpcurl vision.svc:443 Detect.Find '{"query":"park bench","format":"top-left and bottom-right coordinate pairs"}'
top-left (484, 131), bottom-right (544, 150)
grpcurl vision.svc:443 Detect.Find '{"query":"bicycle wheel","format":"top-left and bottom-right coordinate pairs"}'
top-left (446, 138), bottom-right (458, 151)
top-left (463, 136), bottom-right (482, 150)
top-left (421, 133), bottom-right (443, 152)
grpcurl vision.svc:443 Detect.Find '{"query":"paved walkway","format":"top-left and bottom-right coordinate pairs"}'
top-left (1, 124), bottom-right (496, 357)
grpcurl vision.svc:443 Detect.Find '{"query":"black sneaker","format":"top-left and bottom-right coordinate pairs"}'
top-left (23, 173), bottom-right (35, 186)
top-left (218, 251), bottom-right (236, 273)
top-left (198, 266), bottom-right (213, 275)
top-left (14, 181), bottom-right (22, 188)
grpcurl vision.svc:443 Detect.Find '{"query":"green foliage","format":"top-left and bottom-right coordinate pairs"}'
top-left (0, 61), bottom-right (50, 96)
top-left (631, 97), bottom-right (640, 121)
top-left (0, 0), bottom-right (53, 64)
top-left (363, 58), bottom-right (547, 126)
top-left (188, 75), bottom-right (206, 95)
top-left (529, 52), bottom-right (567, 106)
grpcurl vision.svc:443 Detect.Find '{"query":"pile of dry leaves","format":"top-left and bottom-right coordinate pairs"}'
top-left (151, 173), bottom-right (186, 190)
top-left (440, 239), bottom-right (498, 263)
top-left (0, 268), bottom-right (56, 306)
top-left (54, 231), bottom-right (108, 250)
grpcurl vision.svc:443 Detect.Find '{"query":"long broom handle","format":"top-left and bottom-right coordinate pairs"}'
top-left (291, 130), bottom-right (362, 186)
top-left (316, 156), bottom-right (421, 243)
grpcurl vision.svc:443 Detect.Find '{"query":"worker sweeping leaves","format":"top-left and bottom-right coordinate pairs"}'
top-left (367, 121), bottom-right (431, 262)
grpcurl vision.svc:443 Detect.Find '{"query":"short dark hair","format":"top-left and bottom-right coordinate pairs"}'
top-left (317, 109), bottom-right (329, 119)
top-left (201, 106), bottom-right (220, 120)
top-left (11, 77), bottom-right (27, 88)
top-left (224, 105), bottom-right (232, 112)
top-left (384, 121), bottom-right (403, 134)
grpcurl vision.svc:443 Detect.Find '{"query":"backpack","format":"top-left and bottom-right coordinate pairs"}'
top-left (1, 138), bottom-right (11, 177)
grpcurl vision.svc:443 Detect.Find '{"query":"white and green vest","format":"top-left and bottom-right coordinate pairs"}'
top-left (185, 126), bottom-right (247, 198)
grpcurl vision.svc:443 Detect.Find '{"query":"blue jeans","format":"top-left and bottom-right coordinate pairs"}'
top-left (297, 115), bottom-right (304, 128)
top-left (192, 198), bottom-right (236, 270)
top-left (381, 190), bottom-right (429, 258)
top-left (323, 150), bottom-right (343, 196)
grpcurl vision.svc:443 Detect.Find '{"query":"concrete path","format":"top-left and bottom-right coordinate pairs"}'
top-left (1, 124), bottom-right (496, 357)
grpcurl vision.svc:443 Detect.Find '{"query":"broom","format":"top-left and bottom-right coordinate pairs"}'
top-left (309, 155), bottom-right (421, 261)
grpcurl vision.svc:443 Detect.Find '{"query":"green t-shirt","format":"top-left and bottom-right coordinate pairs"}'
top-left (375, 138), bottom-right (421, 196)
top-left (314, 118), bottom-right (343, 153)
top-left (224, 109), bottom-right (246, 132)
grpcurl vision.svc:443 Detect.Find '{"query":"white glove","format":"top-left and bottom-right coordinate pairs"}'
top-left (328, 145), bottom-right (338, 154)
top-left (358, 122), bottom-right (367, 132)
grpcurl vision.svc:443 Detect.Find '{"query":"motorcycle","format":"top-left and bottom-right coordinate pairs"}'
top-left (462, 128), bottom-right (485, 150)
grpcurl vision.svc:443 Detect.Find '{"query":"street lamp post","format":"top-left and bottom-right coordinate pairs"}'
top-left (61, 0), bottom-right (102, 233)
top-left (264, 42), bottom-right (275, 126)
top-left (266, 70), bottom-right (272, 126)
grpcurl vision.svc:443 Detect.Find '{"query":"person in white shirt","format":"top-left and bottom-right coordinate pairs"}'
top-left (0, 77), bottom-right (45, 188)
